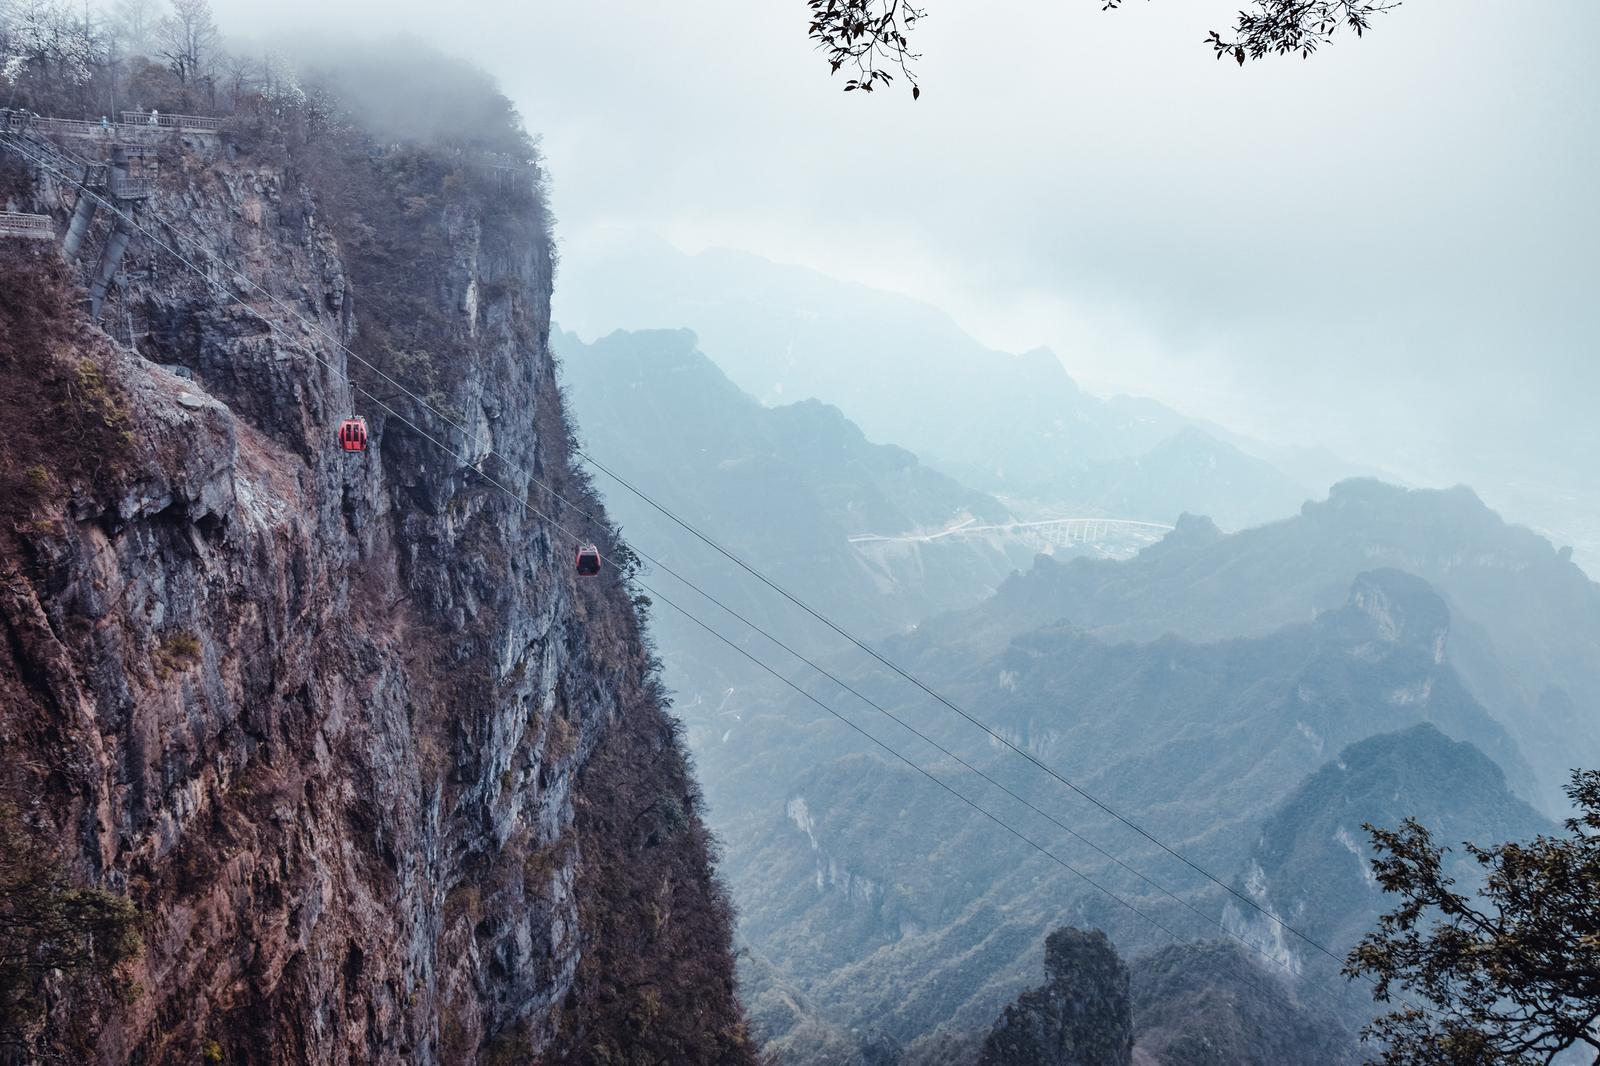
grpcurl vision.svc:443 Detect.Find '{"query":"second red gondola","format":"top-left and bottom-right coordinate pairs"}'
top-left (338, 417), bottom-right (368, 452)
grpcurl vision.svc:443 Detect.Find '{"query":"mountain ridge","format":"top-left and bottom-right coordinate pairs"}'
top-left (555, 232), bottom-right (1336, 528)
top-left (717, 568), bottom-right (1521, 1055)
top-left (912, 477), bottom-right (1598, 811)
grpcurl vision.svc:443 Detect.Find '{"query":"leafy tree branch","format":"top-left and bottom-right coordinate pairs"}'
top-left (1345, 770), bottom-right (1600, 1065)
top-left (807, 0), bottom-right (1403, 98)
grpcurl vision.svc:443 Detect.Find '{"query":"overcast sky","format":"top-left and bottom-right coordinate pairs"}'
top-left (216, 0), bottom-right (1598, 515)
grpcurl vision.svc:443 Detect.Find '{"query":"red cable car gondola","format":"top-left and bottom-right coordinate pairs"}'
top-left (338, 417), bottom-right (368, 452)
top-left (575, 544), bottom-right (602, 576)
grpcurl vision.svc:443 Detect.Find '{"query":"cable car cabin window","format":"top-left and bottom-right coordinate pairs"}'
top-left (338, 418), bottom-right (368, 452)
top-left (575, 545), bottom-right (602, 576)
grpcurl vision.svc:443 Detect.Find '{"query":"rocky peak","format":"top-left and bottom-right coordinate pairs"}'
top-left (978, 927), bottom-right (1133, 1066)
top-left (1225, 723), bottom-right (1549, 986)
top-left (1344, 568), bottom-right (1449, 658)
top-left (1161, 512), bottom-right (1224, 547)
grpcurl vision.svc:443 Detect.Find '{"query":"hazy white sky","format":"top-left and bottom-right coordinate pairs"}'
top-left (216, 0), bottom-right (1598, 495)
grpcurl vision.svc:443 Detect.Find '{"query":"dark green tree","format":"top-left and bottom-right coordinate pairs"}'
top-left (0, 806), bottom-right (143, 1041)
top-left (807, 0), bottom-right (1401, 97)
top-left (1345, 770), bottom-right (1600, 1065)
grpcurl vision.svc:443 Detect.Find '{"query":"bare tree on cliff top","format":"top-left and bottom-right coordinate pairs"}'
top-left (1346, 769), bottom-right (1600, 1065)
top-left (110, 0), bottom-right (158, 56)
top-left (807, 0), bottom-right (1401, 98)
top-left (155, 0), bottom-right (217, 86)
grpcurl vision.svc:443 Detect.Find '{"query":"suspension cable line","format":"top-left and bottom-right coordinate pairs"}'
top-left (569, 446), bottom-right (1374, 969)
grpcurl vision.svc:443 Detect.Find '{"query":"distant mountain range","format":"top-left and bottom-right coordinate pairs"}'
top-left (711, 567), bottom-right (1539, 1058)
top-left (553, 326), bottom-right (1046, 757)
top-left (691, 475), bottom-right (1594, 1060)
top-left (913, 478), bottom-right (1600, 813)
top-left (551, 240), bottom-right (1594, 1065)
top-left (550, 296), bottom-right (1595, 1064)
top-left (554, 232), bottom-right (1372, 531)
top-left (555, 325), bottom-right (1027, 628)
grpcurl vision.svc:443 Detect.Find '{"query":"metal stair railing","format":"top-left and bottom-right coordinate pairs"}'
top-left (0, 211), bottom-right (54, 240)
top-left (109, 176), bottom-right (152, 200)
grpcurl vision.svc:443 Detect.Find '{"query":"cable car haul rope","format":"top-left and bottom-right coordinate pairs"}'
top-left (1, 126), bottom-right (1427, 1016)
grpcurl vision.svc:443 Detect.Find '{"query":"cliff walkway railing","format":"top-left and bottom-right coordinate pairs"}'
top-left (109, 178), bottom-right (151, 199)
top-left (120, 110), bottom-right (222, 132)
top-left (74, 162), bottom-right (151, 199)
top-left (1, 109), bottom-right (220, 143)
top-left (0, 211), bottom-right (54, 240)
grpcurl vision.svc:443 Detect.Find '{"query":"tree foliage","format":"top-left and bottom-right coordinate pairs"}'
top-left (0, 0), bottom-right (267, 117)
top-left (1345, 770), bottom-right (1600, 1065)
top-left (0, 805), bottom-right (143, 1041)
top-left (806, 0), bottom-right (925, 98)
top-left (808, 0), bottom-right (1402, 98)
top-left (0, 0), bottom-right (104, 87)
top-left (1206, 0), bottom-right (1398, 65)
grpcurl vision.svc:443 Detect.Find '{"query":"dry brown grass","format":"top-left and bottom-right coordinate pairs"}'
top-left (0, 255), bottom-right (133, 549)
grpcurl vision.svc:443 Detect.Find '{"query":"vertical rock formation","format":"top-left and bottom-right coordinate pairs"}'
top-left (977, 928), bottom-right (1133, 1066)
top-left (0, 64), bottom-right (752, 1065)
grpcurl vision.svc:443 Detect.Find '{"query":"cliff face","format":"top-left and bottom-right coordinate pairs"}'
top-left (0, 80), bottom-right (750, 1065)
top-left (1225, 724), bottom-right (1549, 988)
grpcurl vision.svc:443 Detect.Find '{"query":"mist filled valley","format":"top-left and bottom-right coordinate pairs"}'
top-left (0, 2), bottom-right (1596, 1064)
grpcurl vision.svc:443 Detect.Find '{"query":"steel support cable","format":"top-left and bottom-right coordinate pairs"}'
top-left (5, 130), bottom-right (1369, 1002)
top-left (571, 446), bottom-right (1362, 972)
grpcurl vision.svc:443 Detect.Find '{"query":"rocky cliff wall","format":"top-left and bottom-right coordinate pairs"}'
top-left (0, 90), bottom-right (750, 1065)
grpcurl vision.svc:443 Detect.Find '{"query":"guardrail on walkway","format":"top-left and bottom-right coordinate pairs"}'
top-left (108, 177), bottom-right (151, 199)
top-left (2, 110), bottom-right (214, 143)
top-left (0, 211), bottom-right (54, 240)
top-left (121, 110), bottom-right (222, 132)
